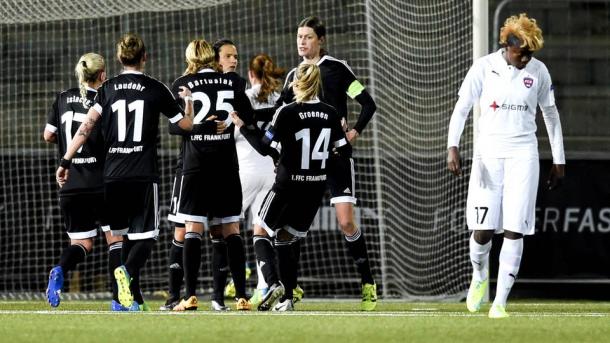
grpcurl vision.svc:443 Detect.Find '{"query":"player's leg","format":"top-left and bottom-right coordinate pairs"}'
top-left (221, 221), bottom-right (249, 310)
top-left (47, 194), bottom-right (97, 308)
top-left (330, 156), bottom-right (376, 310)
top-left (161, 170), bottom-right (187, 310)
top-left (103, 229), bottom-right (125, 311)
top-left (209, 226), bottom-right (230, 311)
top-left (489, 157), bottom-right (538, 319)
top-left (274, 229), bottom-right (300, 312)
top-left (465, 157), bottom-right (503, 313)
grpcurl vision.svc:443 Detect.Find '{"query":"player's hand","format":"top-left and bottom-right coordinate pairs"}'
top-left (447, 146), bottom-right (462, 176)
top-left (229, 111), bottom-right (244, 129)
top-left (547, 164), bottom-right (565, 190)
top-left (341, 117), bottom-right (348, 131)
top-left (56, 166), bottom-right (69, 187)
top-left (177, 86), bottom-right (192, 99)
top-left (346, 129), bottom-right (359, 143)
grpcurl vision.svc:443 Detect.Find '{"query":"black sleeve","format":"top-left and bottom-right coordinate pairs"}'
top-left (159, 82), bottom-right (185, 122)
top-left (239, 124), bottom-right (280, 162)
top-left (235, 88), bottom-right (255, 126)
top-left (352, 90), bottom-right (376, 134)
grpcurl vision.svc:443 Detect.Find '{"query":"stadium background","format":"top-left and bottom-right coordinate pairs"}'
top-left (0, 0), bottom-right (608, 300)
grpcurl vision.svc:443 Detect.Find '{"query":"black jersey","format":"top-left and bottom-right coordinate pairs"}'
top-left (171, 69), bottom-right (253, 174)
top-left (265, 99), bottom-right (347, 188)
top-left (281, 55), bottom-right (360, 120)
top-left (93, 71), bottom-right (184, 182)
top-left (46, 88), bottom-right (105, 195)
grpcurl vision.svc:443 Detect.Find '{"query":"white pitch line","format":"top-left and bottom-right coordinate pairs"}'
top-left (0, 310), bottom-right (607, 318)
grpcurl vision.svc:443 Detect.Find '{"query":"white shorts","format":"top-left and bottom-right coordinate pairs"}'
top-left (240, 171), bottom-right (275, 221)
top-left (466, 156), bottom-right (539, 235)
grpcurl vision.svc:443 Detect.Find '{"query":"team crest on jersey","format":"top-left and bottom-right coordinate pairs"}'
top-left (523, 77), bottom-right (534, 88)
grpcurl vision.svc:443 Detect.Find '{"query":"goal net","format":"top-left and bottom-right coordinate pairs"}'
top-left (0, 0), bottom-right (472, 300)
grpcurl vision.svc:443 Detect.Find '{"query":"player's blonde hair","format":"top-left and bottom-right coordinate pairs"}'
top-left (117, 33), bottom-right (146, 66)
top-left (499, 13), bottom-right (544, 51)
top-left (74, 53), bottom-right (105, 106)
top-left (249, 54), bottom-right (285, 103)
top-left (291, 63), bottom-right (321, 103)
top-left (184, 39), bottom-right (216, 75)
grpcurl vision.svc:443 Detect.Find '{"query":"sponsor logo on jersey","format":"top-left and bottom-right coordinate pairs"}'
top-left (489, 100), bottom-right (529, 112)
top-left (523, 77), bottom-right (533, 88)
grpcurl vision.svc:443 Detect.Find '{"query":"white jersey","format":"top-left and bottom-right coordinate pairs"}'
top-left (448, 49), bottom-right (564, 161)
top-left (234, 84), bottom-right (277, 174)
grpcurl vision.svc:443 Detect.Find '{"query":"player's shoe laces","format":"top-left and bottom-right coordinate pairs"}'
top-left (293, 285), bottom-right (304, 304)
top-left (466, 278), bottom-right (488, 313)
top-left (211, 299), bottom-right (230, 311)
top-left (488, 303), bottom-right (509, 319)
top-left (173, 296), bottom-right (198, 311)
top-left (114, 266), bottom-right (133, 308)
top-left (46, 266), bottom-right (64, 308)
top-left (272, 298), bottom-right (294, 312)
top-left (159, 298), bottom-right (181, 311)
top-left (257, 282), bottom-right (285, 311)
top-left (110, 300), bottom-right (130, 311)
top-left (361, 283), bottom-right (377, 311)
top-left (236, 297), bottom-right (251, 311)
top-left (249, 288), bottom-right (268, 308)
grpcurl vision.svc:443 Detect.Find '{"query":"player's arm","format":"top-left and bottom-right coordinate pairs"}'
top-left (538, 70), bottom-right (565, 190)
top-left (447, 61), bottom-right (483, 176)
top-left (348, 82), bottom-right (376, 142)
top-left (230, 111), bottom-right (280, 162)
top-left (55, 106), bottom-right (101, 186)
top-left (175, 86), bottom-right (194, 131)
top-left (43, 95), bottom-right (60, 143)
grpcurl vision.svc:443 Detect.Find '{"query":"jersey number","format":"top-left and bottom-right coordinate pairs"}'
top-left (475, 206), bottom-right (489, 224)
top-left (111, 100), bottom-right (144, 142)
top-left (61, 111), bottom-right (87, 153)
top-left (192, 90), bottom-right (234, 124)
top-left (295, 128), bottom-right (331, 170)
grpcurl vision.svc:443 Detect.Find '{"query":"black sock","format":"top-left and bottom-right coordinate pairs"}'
top-left (211, 238), bottom-right (229, 303)
top-left (183, 232), bottom-right (202, 298)
top-left (107, 241), bottom-right (123, 302)
top-left (225, 234), bottom-right (247, 298)
top-left (168, 239), bottom-right (184, 301)
top-left (276, 238), bottom-right (298, 302)
top-left (345, 229), bottom-right (375, 285)
top-left (123, 239), bottom-right (155, 304)
top-left (58, 244), bottom-right (87, 272)
top-left (254, 235), bottom-right (278, 285)
top-left (291, 239), bottom-right (302, 286)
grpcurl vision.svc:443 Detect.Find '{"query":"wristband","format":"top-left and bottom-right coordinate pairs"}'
top-left (184, 96), bottom-right (193, 102)
top-left (59, 158), bottom-right (71, 169)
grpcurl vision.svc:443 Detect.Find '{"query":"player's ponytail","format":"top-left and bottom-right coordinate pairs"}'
top-left (249, 54), bottom-right (285, 103)
top-left (74, 53), bottom-right (105, 107)
top-left (291, 63), bottom-right (321, 103)
top-left (117, 33), bottom-right (146, 66)
top-left (184, 39), bottom-right (216, 75)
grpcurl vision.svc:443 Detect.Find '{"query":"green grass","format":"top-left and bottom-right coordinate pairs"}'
top-left (1, 300), bottom-right (610, 342)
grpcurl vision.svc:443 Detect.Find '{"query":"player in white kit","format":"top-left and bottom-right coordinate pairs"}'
top-left (446, 13), bottom-right (565, 318)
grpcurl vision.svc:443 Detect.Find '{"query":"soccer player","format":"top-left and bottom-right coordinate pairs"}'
top-left (171, 39), bottom-right (253, 311)
top-left (236, 53), bottom-right (285, 307)
top-left (447, 13), bottom-right (565, 318)
top-left (231, 63), bottom-right (350, 311)
top-left (56, 33), bottom-right (194, 311)
top-left (44, 53), bottom-right (126, 311)
top-left (277, 16), bottom-right (378, 310)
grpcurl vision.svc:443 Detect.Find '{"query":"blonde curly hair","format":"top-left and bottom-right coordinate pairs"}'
top-left (499, 13), bottom-right (544, 52)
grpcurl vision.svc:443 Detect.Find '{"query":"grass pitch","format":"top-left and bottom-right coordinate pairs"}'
top-left (1, 300), bottom-right (610, 342)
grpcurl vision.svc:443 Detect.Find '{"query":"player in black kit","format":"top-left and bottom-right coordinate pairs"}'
top-left (231, 63), bottom-right (349, 311)
top-left (44, 53), bottom-right (126, 311)
top-left (55, 33), bottom-right (194, 311)
top-left (170, 39), bottom-right (253, 311)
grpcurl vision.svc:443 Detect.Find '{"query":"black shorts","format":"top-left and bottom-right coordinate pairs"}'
top-left (105, 181), bottom-right (159, 240)
top-left (177, 166), bottom-right (242, 226)
top-left (60, 192), bottom-right (110, 239)
top-left (256, 183), bottom-right (326, 238)
top-left (328, 155), bottom-right (357, 204)
top-left (167, 169), bottom-right (185, 228)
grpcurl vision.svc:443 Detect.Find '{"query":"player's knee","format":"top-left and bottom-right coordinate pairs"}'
top-left (473, 230), bottom-right (493, 245)
top-left (276, 228), bottom-right (295, 242)
top-left (174, 226), bottom-right (186, 241)
top-left (337, 219), bottom-right (357, 235)
top-left (71, 239), bottom-right (93, 253)
top-left (503, 230), bottom-right (523, 240)
top-left (104, 231), bottom-right (123, 245)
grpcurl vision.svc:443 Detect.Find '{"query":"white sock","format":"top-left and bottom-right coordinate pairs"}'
top-left (256, 260), bottom-right (268, 290)
top-left (469, 234), bottom-right (492, 282)
top-left (493, 237), bottom-right (523, 308)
